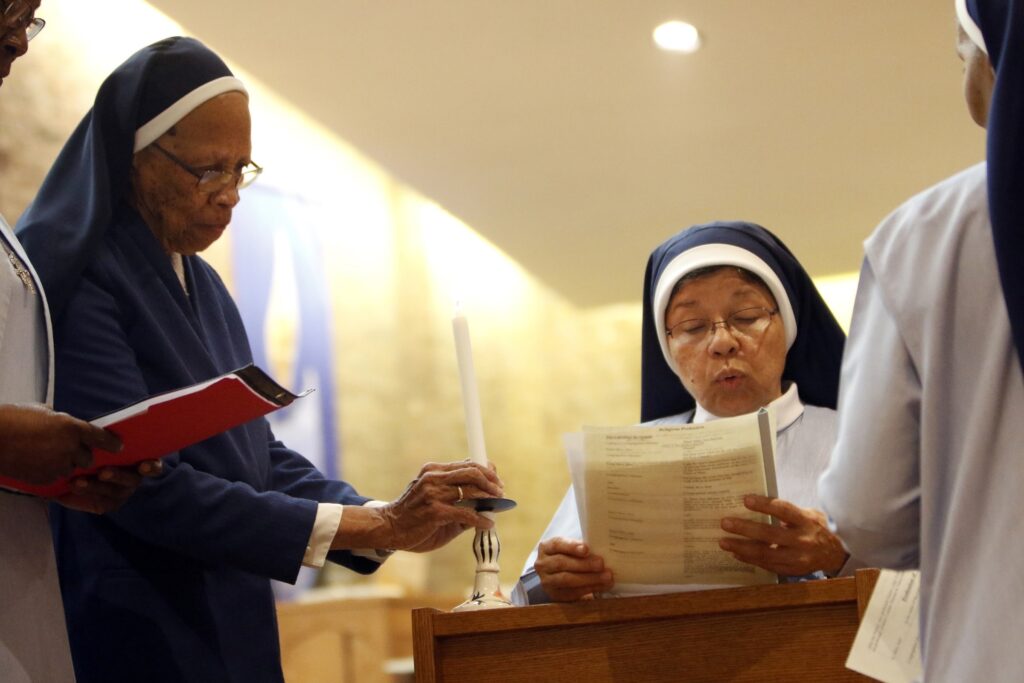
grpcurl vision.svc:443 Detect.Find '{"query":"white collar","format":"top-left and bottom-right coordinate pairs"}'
top-left (692, 382), bottom-right (804, 431)
top-left (170, 253), bottom-right (188, 294)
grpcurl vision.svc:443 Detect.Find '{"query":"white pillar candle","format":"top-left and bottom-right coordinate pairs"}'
top-left (452, 304), bottom-right (488, 465)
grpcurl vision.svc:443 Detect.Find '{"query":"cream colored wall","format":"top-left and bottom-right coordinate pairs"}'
top-left (0, 0), bottom-right (858, 598)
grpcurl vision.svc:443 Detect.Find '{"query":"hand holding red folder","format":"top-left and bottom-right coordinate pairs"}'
top-left (54, 459), bottom-right (164, 515)
top-left (0, 402), bottom-right (121, 484)
top-left (0, 365), bottom-right (305, 498)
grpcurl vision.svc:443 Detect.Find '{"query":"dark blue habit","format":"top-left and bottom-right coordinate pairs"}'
top-left (640, 222), bottom-right (846, 422)
top-left (964, 0), bottom-right (1024, 385)
top-left (50, 207), bottom-right (377, 683)
top-left (17, 38), bottom-right (379, 683)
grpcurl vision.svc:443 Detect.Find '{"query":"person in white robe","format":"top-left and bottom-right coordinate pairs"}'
top-left (819, 2), bottom-right (1024, 680)
top-left (515, 221), bottom-right (851, 604)
top-left (1, 4), bottom-right (155, 680)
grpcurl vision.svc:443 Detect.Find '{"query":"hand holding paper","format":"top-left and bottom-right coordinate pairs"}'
top-left (571, 409), bottom-right (779, 595)
top-left (534, 538), bottom-right (614, 602)
top-left (719, 494), bottom-right (848, 576)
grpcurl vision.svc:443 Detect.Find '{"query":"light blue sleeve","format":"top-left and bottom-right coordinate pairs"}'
top-left (818, 259), bottom-right (921, 570)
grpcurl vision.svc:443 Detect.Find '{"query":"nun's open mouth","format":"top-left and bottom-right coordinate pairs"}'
top-left (714, 369), bottom-right (746, 387)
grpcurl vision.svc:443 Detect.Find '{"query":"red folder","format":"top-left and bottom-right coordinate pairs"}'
top-left (0, 365), bottom-right (308, 498)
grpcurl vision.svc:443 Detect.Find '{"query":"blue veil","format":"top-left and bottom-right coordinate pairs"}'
top-left (16, 37), bottom-right (242, 319)
top-left (959, 0), bottom-right (1024, 379)
top-left (640, 221), bottom-right (846, 422)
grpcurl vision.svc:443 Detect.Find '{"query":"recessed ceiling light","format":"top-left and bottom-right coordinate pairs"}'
top-left (653, 20), bottom-right (701, 53)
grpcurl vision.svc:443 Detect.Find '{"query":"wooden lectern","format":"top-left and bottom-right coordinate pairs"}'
top-left (413, 570), bottom-right (879, 682)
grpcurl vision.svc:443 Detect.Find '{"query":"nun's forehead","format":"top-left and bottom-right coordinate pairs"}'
top-left (667, 264), bottom-right (774, 302)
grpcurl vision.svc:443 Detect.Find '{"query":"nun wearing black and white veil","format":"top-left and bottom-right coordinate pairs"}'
top-left (513, 221), bottom-right (851, 606)
top-left (16, 37), bottom-right (501, 682)
top-left (820, 2), bottom-right (1024, 680)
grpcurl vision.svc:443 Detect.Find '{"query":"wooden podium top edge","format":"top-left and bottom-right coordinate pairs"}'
top-left (418, 575), bottom-right (863, 637)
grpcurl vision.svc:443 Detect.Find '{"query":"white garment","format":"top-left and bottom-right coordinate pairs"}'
top-left (514, 384), bottom-right (839, 605)
top-left (819, 163), bottom-right (1021, 683)
top-left (0, 216), bottom-right (75, 682)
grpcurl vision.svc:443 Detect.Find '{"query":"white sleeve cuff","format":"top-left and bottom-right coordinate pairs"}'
top-left (302, 503), bottom-right (344, 568)
top-left (303, 500), bottom-right (395, 568)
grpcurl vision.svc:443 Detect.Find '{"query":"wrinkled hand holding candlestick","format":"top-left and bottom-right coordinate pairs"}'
top-left (451, 302), bottom-right (515, 611)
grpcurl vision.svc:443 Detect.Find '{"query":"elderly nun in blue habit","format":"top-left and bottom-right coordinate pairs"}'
top-left (513, 221), bottom-right (851, 605)
top-left (820, 1), bottom-right (1024, 680)
top-left (16, 37), bottom-right (501, 682)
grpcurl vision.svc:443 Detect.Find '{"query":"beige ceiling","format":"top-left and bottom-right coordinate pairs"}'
top-left (149, 0), bottom-right (986, 307)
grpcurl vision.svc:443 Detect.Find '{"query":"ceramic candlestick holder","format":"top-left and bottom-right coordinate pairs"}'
top-left (452, 497), bottom-right (516, 612)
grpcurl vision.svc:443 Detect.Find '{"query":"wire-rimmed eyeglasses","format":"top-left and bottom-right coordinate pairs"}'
top-left (151, 143), bottom-right (263, 193)
top-left (2, 1), bottom-right (45, 41)
top-left (666, 307), bottom-right (778, 347)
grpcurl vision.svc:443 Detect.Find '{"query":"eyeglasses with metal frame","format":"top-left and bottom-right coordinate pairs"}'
top-left (666, 306), bottom-right (778, 347)
top-left (2, 1), bottom-right (45, 42)
top-left (151, 142), bottom-right (263, 193)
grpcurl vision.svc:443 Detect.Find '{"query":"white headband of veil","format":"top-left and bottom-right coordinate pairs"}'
top-left (134, 76), bottom-right (247, 152)
top-left (956, 0), bottom-right (987, 53)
